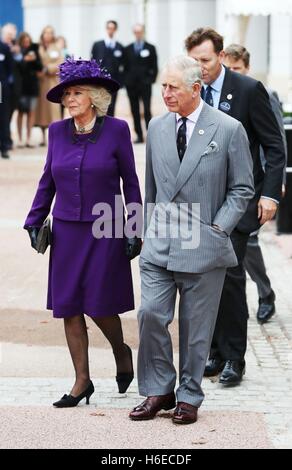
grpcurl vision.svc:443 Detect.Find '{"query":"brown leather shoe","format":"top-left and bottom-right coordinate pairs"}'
top-left (172, 402), bottom-right (198, 424)
top-left (129, 392), bottom-right (176, 421)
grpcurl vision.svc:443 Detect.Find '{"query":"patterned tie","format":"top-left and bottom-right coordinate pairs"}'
top-left (203, 85), bottom-right (214, 107)
top-left (177, 117), bottom-right (187, 162)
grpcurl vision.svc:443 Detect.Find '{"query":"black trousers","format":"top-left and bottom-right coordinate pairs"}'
top-left (244, 234), bottom-right (272, 299)
top-left (0, 85), bottom-right (11, 154)
top-left (107, 91), bottom-right (118, 117)
top-left (210, 229), bottom-right (250, 362)
top-left (126, 83), bottom-right (152, 139)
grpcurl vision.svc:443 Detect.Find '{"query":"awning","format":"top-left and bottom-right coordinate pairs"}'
top-left (223, 0), bottom-right (292, 16)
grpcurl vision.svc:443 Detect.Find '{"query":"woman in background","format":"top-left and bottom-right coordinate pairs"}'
top-left (17, 32), bottom-right (43, 147)
top-left (34, 25), bottom-right (63, 146)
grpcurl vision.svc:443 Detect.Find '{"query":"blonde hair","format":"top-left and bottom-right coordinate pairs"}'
top-left (62, 85), bottom-right (112, 116)
top-left (40, 25), bottom-right (56, 46)
top-left (87, 86), bottom-right (112, 116)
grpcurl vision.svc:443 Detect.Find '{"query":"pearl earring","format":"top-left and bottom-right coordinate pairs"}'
top-left (91, 104), bottom-right (94, 108)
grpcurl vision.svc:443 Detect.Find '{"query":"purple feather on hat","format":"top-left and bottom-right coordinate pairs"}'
top-left (47, 56), bottom-right (120, 103)
top-left (58, 56), bottom-right (112, 81)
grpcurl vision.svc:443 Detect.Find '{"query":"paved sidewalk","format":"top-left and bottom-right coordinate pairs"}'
top-left (0, 122), bottom-right (292, 448)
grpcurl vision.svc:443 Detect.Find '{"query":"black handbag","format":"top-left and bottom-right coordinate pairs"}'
top-left (36, 218), bottom-right (52, 254)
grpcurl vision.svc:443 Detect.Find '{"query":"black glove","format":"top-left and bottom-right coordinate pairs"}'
top-left (26, 226), bottom-right (40, 251)
top-left (125, 237), bottom-right (142, 260)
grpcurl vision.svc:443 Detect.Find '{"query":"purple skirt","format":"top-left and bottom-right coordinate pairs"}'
top-left (47, 218), bottom-right (134, 318)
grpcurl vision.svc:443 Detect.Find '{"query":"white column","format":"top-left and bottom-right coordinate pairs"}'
top-left (167, 0), bottom-right (187, 58)
top-left (245, 15), bottom-right (268, 83)
top-left (185, 0), bottom-right (216, 34)
top-left (92, 0), bottom-right (133, 47)
top-left (60, 1), bottom-right (95, 58)
top-left (145, 0), bottom-right (170, 69)
top-left (23, 0), bottom-right (134, 58)
top-left (268, 14), bottom-right (292, 103)
top-left (216, 0), bottom-right (239, 44)
top-left (169, 0), bottom-right (216, 59)
top-left (131, 0), bottom-right (144, 24)
top-left (23, 0), bottom-right (63, 42)
top-left (217, 1), bottom-right (253, 49)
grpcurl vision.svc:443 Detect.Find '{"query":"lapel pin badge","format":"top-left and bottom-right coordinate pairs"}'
top-left (198, 129), bottom-right (204, 135)
top-left (219, 101), bottom-right (231, 112)
top-left (227, 94), bottom-right (233, 100)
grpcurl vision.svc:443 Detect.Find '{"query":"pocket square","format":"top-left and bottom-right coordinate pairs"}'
top-left (202, 141), bottom-right (219, 156)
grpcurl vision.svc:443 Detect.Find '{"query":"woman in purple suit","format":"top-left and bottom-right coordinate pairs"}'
top-left (24, 58), bottom-right (142, 407)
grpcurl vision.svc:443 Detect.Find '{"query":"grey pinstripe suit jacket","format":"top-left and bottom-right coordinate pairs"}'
top-left (141, 102), bottom-right (255, 273)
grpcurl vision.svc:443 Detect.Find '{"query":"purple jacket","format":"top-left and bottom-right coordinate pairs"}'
top-left (24, 116), bottom-right (142, 227)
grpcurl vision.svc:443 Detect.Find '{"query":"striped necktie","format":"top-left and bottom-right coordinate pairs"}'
top-left (177, 117), bottom-right (187, 162)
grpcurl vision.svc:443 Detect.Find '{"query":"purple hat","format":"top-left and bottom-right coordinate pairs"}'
top-left (46, 57), bottom-right (120, 103)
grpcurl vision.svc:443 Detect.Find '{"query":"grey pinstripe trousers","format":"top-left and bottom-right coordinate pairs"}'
top-left (137, 259), bottom-right (226, 408)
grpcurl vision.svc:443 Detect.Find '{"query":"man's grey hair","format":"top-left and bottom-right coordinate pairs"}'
top-left (1, 23), bottom-right (17, 41)
top-left (163, 55), bottom-right (202, 88)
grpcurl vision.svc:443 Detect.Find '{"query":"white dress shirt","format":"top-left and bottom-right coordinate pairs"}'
top-left (201, 65), bottom-right (225, 110)
top-left (104, 37), bottom-right (116, 49)
top-left (176, 98), bottom-right (204, 144)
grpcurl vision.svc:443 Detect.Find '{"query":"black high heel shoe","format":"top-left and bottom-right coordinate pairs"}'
top-left (116, 344), bottom-right (134, 393)
top-left (53, 380), bottom-right (94, 408)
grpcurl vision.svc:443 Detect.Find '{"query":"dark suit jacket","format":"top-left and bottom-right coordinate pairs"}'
top-left (17, 43), bottom-right (43, 97)
top-left (265, 88), bottom-right (287, 184)
top-left (0, 41), bottom-right (13, 86)
top-left (91, 40), bottom-right (124, 85)
top-left (218, 66), bottom-right (285, 233)
top-left (124, 41), bottom-right (158, 88)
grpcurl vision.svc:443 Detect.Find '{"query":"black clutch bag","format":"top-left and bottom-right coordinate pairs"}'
top-left (36, 218), bottom-right (52, 254)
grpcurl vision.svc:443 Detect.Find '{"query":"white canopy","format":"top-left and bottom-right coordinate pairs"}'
top-left (223, 0), bottom-right (292, 16)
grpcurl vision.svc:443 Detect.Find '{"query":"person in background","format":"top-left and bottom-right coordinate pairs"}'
top-left (1, 23), bottom-right (22, 150)
top-left (91, 20), bottom-right (124, 117)
top-left (34, 25), bottom-right (63, 146)
top-left (124, 24), bottom-right (158, 143)
top-left (0, 36), bottom-right (13, 158)
top-left (24, 58), bottom-right (142, 408)
top-left (16, 32), bottom-right (43, 148)
top-left (186, 28), bottom-right (285, 386)
top-left (55, 35), bottom-right (71, 118)
top-left (223, 43), bottom-right (287, 325)
top-left (56, 36), bottom-right (71, 59)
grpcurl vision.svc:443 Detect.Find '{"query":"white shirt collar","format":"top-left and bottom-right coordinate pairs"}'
top-left (202, 65), bottom-right (225, 92)
top-left (176, 98), bottom-right (204, 124)
top-left (105, 36), bottom-right (115, 48)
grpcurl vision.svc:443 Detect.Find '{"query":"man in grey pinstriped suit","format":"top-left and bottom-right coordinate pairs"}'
top-left (129, 56), bottom-right (255, 425)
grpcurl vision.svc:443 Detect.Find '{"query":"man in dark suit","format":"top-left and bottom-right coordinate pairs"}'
top-left (0, 39), bottom-right (13, 159)
top-left (91, 20), bottom-right (124, 116)
top-left (185, 28), bottom-right (285, 386)
top-left (224, 43), bottom-right (287, 325)
top-left (1, 23), bottom-right (22, 151)
top-left (124, 23), bottom-right (158, 143)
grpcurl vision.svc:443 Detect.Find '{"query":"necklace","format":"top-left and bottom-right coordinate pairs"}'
top-left (74, 115), bottom-right (96, 133)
